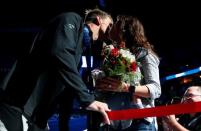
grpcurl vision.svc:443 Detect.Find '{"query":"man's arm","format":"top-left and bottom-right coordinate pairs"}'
top-left (50, 12), bottom-right (94, 107)
top-left (50, 13), bottom-right (111, 124)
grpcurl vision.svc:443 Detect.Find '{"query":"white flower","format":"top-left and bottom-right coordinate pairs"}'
top-left (119, 48), bottom-right (136, 63)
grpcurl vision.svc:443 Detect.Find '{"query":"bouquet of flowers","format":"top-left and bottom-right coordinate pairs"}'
top-left (92, 44), bottom-right (142, 92)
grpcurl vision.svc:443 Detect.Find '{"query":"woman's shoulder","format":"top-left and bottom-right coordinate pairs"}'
top-left (135, 47), bottom-right (159, 65)
top-left (146, 51), bottom-right (160, 65)
top-left (135, 47), bottom-right (148, 61)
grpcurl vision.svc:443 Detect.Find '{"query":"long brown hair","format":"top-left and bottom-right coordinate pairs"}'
top-left (116, 15), bottom-right (158, 57)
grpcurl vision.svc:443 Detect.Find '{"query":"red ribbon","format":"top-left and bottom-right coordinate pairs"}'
top-left (107, 102), bottom-right (201, 120)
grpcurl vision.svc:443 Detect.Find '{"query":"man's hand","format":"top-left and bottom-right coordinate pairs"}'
top-left (86, 101), bottom-right (111, 125)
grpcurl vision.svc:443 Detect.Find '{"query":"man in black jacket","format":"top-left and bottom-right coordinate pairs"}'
top-left (0, 8), bottom-right (113, 131)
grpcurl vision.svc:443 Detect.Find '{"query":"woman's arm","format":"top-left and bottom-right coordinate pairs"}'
top-left (134, 53), bottom-right (161, 99)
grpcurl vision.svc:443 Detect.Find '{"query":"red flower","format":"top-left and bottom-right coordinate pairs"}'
top-left (130, 62), bottom-right (137, 72)
top-left (110, 48), bottom-right (119, 57)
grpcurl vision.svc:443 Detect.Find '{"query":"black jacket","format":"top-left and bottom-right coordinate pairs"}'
top-left (2, 12), bottom-right (95, 110)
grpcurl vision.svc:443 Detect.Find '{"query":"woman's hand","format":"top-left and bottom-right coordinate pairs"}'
top-left (132, 95), bottom-right (142, 104)
top-left (95, 77), bottom-right (131, 92)
top-left (121, 82), bottom-right (130, 92)
top-left (95, 77), bottom-right (121, 92)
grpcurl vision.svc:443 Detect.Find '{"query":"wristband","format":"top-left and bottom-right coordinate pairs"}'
top-left (129, 85), bottom-right (136, 94)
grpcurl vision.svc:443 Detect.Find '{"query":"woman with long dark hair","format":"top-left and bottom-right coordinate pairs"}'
top-left (96, 15), bottom-right (161, 131)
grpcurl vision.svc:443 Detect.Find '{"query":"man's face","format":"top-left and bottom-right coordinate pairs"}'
top-left (100, 17), bottom-right (113, 33)
top-left (182, 86), bottom-right (201, 103)
top-left (98, 17), bottom-right (113, 41)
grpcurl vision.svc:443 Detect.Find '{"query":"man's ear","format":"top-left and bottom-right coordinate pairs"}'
top-left (95, 16), bottom-right (100, 26)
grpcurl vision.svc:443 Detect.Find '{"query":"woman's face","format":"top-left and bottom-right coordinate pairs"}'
top-left (108, 23), bottom-right (121, 43)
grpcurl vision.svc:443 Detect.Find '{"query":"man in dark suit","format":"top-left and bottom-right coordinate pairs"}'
top-left (0, 8), bottom-right (113, 131)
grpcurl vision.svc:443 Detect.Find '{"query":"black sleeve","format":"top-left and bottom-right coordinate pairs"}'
top-left (50, 13), bottom-right (95, 108)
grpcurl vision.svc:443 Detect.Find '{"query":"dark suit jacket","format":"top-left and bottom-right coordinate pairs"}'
top-left (2, 12), bottom-right (95, 112)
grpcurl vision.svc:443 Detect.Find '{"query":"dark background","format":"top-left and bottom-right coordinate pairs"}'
top-left (0, 1), bottom-right (200, 129)
top-left (0, 0), bottom-right (200, 80)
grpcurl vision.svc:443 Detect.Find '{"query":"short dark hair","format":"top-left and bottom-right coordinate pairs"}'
top-left (84, 8), bottom-right (112, 23)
